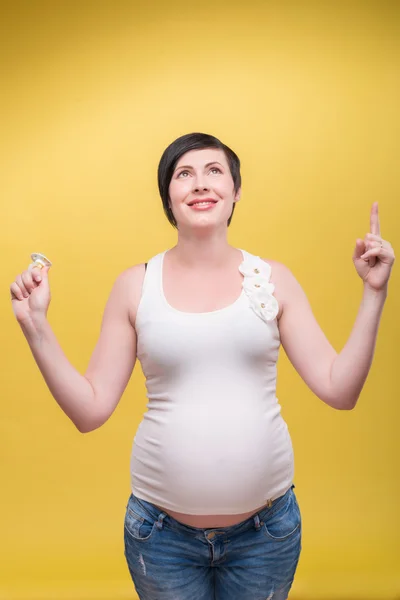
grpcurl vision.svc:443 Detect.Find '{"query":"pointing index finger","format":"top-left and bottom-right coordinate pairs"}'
top-left (370, 202), bottom-right (381, 237)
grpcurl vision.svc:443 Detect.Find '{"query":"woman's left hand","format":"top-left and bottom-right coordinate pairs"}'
top-left (353, 202), bottom-right (395, 292)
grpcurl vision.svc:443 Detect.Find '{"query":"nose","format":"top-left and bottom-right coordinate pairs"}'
top-left (193, 173), bottom-right (210, 193)
top-left (193, 182), bottom-right (210, 192)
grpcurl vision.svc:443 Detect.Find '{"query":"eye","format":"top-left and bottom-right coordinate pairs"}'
top-left (176, 167), bottom-right (222, 178)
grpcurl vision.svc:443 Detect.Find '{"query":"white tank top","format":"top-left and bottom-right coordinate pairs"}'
top-left (130, 248), bottom-right (294, 514)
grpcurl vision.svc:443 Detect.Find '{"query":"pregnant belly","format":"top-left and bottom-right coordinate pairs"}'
top-left (131, 406), bottom-right (293, 516)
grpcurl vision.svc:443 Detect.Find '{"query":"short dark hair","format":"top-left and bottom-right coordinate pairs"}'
top-left (157, 132), bottom-right (241, 228)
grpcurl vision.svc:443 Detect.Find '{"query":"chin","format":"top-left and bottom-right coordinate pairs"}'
top-left (177, 209), bottom-right (231, 231)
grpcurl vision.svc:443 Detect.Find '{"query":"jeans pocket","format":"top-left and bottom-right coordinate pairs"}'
top-left (262, 489), bottom-right (301, 541)
top-left (124, 503), bottom-right (157, 542)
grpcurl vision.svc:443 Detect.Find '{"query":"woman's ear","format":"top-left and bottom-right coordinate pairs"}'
top-left (234, 187), bottom-right (241, 202)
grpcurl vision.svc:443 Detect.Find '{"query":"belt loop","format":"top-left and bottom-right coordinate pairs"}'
top-left (253, 514), bottom-right (262, 531)
top-left (155, 511), bottom-right (168, 530)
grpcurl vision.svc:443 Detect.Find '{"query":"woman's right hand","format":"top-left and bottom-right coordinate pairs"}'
top-left (10, 264), bottom-right (51, 324)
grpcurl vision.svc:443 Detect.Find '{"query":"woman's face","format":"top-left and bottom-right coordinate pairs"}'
top-left (168, 148), bottom-right (241, 231)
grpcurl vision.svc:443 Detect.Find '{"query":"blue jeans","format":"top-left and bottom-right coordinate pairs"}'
top-left (124, 484), bottom-right (301, 599)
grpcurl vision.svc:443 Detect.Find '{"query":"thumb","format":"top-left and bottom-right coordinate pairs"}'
top-left (353, 238), bottom-right (366, 261)
top-left (35, 265), bottom-right (51, 288)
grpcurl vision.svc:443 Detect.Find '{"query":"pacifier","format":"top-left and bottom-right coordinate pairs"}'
top-left (30, 252), bottom-right (52, 270)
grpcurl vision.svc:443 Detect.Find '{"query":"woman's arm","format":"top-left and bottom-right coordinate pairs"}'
top-left (17, 266), bottom-right (144, 432)
top-left (275, 263), bottom-right (387, 410)
top-left (329, 286), bottom-right (387, 409)
top-left (272, 203), bottom-right (394, 411)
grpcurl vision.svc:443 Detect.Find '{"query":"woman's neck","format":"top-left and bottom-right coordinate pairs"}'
top-left (169, 235), bottom-right (236, 269)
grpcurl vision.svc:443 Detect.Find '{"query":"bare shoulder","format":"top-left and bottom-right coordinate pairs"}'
top-left (113, 263), bottom-right (147, 327)
top-left (260, 258), bottom-right (297, 320)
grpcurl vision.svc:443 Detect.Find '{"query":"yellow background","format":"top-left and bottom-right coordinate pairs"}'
top-left (1, 1), bottom-right (399, 598)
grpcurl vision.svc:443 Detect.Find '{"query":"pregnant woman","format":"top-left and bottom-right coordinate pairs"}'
top-left (10, 132), bottom-right (395, 599)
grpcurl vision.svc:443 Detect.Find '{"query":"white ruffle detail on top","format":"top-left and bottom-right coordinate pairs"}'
top-left (239, 255), bottom-right (279, 323)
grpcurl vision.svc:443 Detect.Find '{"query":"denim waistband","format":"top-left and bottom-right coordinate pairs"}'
top-left (129, 484), bottom-right (295, 538)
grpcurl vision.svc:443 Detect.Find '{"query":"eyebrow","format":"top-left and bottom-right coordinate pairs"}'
top-left (175, 161), bottom-right (223, 171)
